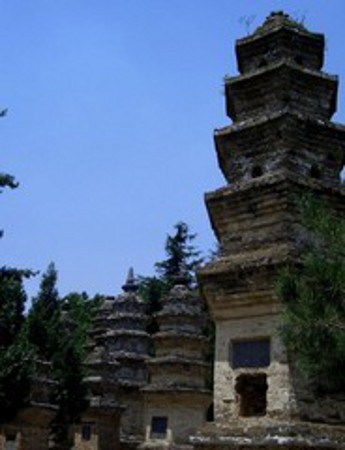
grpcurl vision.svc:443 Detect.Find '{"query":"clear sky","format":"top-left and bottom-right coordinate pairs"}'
top-left (1, 0), bottom-right (345, 301)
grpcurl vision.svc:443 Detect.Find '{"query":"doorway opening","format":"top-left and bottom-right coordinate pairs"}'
top-left (235, 373), bottom-right (268, 417)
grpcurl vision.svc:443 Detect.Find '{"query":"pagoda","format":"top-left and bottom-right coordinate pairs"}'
top-left (80, 269), bottom-right (150, 450)
top-left (0, 361), bottom-right (57, 450)
top-left (192, 11), bottom-right (345, 449)
top-left (141, 273), bottom-right (212, 448)
top-left (112, 268), bottom-right (150, 448)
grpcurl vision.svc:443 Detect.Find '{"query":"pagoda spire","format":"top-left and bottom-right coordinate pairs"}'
top-left (122, 267), bottom-right (138, 293)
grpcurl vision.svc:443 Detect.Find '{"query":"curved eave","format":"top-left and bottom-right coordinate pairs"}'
top-left (141, 386), bottom-right (212, 396)
top-left (214, 109), bottom-right (345, 138)
top-left (102, 329), bottom-right (150, 339)
top-left (112, 352), bottom-right (149, 362)
top-left (154, 331), bottom-right (207, 342)
top-left (148, 356), bottom-right (210, 368)
top-left (198, 243), bottom-right (296, 280)
top-left (238, 23), bottom-right (324, 45)
top-left (205, 168), bottom-right (345, 202)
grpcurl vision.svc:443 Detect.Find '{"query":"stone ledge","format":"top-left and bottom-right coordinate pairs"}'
top-left (191, 421), bottom-right (345, 449)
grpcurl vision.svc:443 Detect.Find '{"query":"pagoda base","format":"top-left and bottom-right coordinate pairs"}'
top-left (190, 420), bottom-right (345, 449)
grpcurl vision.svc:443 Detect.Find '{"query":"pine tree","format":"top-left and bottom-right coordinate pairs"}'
top-left (155, 221), bottom-right (203, 287)
top-left (0, 163), bottom-right (34, 422)
top-left (0, 272), bottom-right (33, 422)
top-left (140, 221), bottom-right (203, 338)
top-left (27, 266), bottom-right (99, 447)
top-left (50, 292), bottom-right (100, 448)
top-left (277, 195), bottom-right (345, 392)
top-left (27, 262), bottom-right (60, 359)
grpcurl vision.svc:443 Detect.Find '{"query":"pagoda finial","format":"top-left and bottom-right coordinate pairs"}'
top-left (253, 10), bottom-right (306, 36)
top-left (122, 267), bottom-right (139, 293)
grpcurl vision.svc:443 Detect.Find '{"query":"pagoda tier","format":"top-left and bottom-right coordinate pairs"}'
top-left (205, 173), bottom-right (345, 259)
top-left (215, 112), bottom-right (345, 187)
top-left (141, 281), bottom-right (212, 447)
top-left (193, 11), bottom-right (345, 450)
top-left (144, 282), bottom-right (210, 393)
top-left (90, 269), bottom-right (150, 388)
top-left (235, 12), bottom-right (324, 74)
top-left (225, 62), bottom-right (337, 122)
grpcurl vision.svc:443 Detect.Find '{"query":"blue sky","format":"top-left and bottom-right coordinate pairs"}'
top-left (1, 0), bottom-right (345, 300)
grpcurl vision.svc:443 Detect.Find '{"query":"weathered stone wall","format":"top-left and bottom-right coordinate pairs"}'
top-left (120, 391), bottom-right (145, 443)
top-left (192, 421), bottom-right (345, 449)
top-left (0, 405), bottom-right (54, 450)
top-left (236, 25), bottom-right (324, 74)
top-left (214, 310), bottom-right (297, 423)
top-left (74, 413), bottom-right (121, 450)
top-left (142, 396), bottom-right (209, 447)
top-left (215, 116), bottom-right (345, 188)
top-left (225, 63), bottom-right (336, 122)
top-left (74, 429), bottom-right (99, 450)
top-left (149, 363), bottom-right (208, 389)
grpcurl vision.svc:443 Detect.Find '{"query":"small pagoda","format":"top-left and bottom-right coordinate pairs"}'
top-left (0, 361), bottom-right (57, 450)
top-left (111, 268), bottom-right (150, 448)
top-left (81, 269), bottom-right (150, 450)
top-left (193, 11), bottom-right (345, 449)
top-left (79, 292), bottom-right (125, 450)
top-left (141, 272), bottom-right (212, 448)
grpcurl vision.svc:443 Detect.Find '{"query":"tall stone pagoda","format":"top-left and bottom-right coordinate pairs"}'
top-left (193, 11), bottom-right (345, 449)
top-left (141, 274), bottom-right (212, 448)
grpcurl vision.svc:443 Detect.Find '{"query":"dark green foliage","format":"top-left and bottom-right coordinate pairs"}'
top-left (0, 272), bottom-right (26, 346)
top-left (138, 276), bottom-right (168, 335)
top-left (0, 332), bottom-right (34, 422)
top-left (27, 262), bottom-right (60, 360)
top-left (0, 156), bottom-right (36, 421)
top-left (277, 195), bottom-right (345, 392)
top-left (0, 169), bottom-right (18, 238)
top-left (155, 221), bottom-right (203, 287)
top-left (0, 173), bottom-right (18, 190)
top-left (27, 265), bottom-right (99, 446)
top-left (50, 292), bottom-right (100, 447)
top-left (0, 274), bottom-right (33, 423)
top-left (140, 221), bottom-right (203, 337)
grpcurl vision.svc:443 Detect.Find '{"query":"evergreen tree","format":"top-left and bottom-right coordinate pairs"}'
top-left (27, 262), bottom-right (60, 360)
top-left (27, 266), bottom-right (99, 447)
top-left (277, 195), bottom-right (345, 392)
top-left (139, 221), bottom-right (203, 338)
top-left (0, 273), bottom-right (33, 422)
top-left (0, 163), bottom-right (34, 422)
top-left (51, 292), bottom-right (100, 448)
top-left (155, 221), bottom-right (203, 287)
top-left (139, 276), bottom-right (168, 335)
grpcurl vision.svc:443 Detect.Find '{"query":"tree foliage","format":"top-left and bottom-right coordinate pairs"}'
top-left (27, 262), bottom-right (60, 360)
top-left (155, 221), bottom-right (203, 287)
top-left (0, 152), bottom-right (36, 422)
top-left (139, 221), bottom-right (203, 336)
top-left (0, 173), bottom-right (18, 190)
top-left (277, 195), bottom-right (345, 392)
top-left (27, 264), bottom-right (99, 446)
top-left (0, 273), bottom-right (33, 422)
top-left (51, 292), bottom-right (100, 448)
